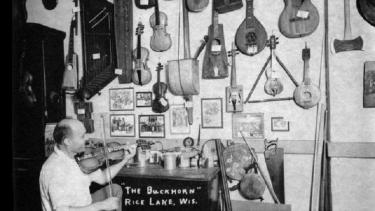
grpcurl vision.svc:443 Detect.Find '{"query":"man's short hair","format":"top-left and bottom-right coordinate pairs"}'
top-left (53, 124), bottom-right (73, 145)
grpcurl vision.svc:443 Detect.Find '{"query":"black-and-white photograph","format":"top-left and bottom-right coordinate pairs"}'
top-left (109, 88), bottom-right (134, 111)
top-left (170, 104), bottom-right (190, 134)
top-left (136, 92), bottom-right (152, 107)
top-left (110, 114), bottom-right (135, 137)
top-left (139, 115), bottom-right (165, 138)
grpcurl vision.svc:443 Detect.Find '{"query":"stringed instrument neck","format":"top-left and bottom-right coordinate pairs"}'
top-left (230, 47), bottom-right (237, 87)
top-left (245, 0), bottom-right (254, 27)
top-left (302, 46), bottom-right (311, 84)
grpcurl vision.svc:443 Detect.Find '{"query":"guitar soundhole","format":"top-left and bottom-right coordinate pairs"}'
top-left (303, 91), bottom-right (312, 100)
top-left (246, 32), bottom-right (257, 45)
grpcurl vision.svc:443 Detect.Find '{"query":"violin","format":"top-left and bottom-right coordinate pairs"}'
top-left (149, 0), bottom-right (172, 52)
top-left (132, 22), bottom-right (152, 86)
top-left (152, 63), bottom-right (169, 113)
top-left (75, 141), bottom-right (136, 174)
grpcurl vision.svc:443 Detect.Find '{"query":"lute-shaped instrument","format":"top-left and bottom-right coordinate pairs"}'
top-left (226, 42), bottom-right (243, 112)
top-left (235, 0), bottom-right (267, 56)
top-left (132, 22), bottom-right (152, 86)
top-left (202, 5), bottom-right (229, 79)
top-left (152, 63), bottom-right (169, 113)
top-left (150, 0), bottom-right (172, 52)
top-left (293, 44), bottom-right (321, 109)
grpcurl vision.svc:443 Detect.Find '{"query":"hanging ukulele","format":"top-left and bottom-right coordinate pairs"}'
top-left (132, 22), bottom-right (152, 86)
top-left (202, 5), bottom-right (229, 79)
top-left (293, 44), bottom-right (321, 109)
top-left (152, 63), bottom-right (170, 113)
top-left (235, 0), bottom-right (267, 56)
top-left (264, 35), bottom-right (284, 97)
top-left (278, 0), bottom-right (320, 38)
top-left (226, 42), bottom-right (243, 112)
top-left (150, 0), bottom-right (172, 52)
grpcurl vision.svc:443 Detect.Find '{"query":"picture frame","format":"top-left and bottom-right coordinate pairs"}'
top-left (139, 115), bottom-right (165, 138)
top-left (170, 104), bottom-right (190, 134)
top-left (201, 98), bottom-right (223, 128)
top-left (232, 113), bottom-right (264, 139)
top-left (109, 88), bottom-right (134, 111)
top-left (110, 114), bottom-right (135, 137)
top-left (364, 61), bottom-right (375, 108)
top-left (271, 117), bottom-right (290, 132)
top-left (136, 92), bottom-right (152, 107)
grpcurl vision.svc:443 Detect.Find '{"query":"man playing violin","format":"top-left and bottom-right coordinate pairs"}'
top-left (39, 118), bottom-right (136, 211)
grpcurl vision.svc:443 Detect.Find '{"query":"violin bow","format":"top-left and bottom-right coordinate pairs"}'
top-left (100, 114), bottom-right (113, 197)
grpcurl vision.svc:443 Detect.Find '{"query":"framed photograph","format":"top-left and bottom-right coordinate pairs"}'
top-left (136, 92), bottom-right (152, 107)
top-left (232, 113), bottom-right (264, 139)
top-left (109, 88), bottom-right (134, 111)
top-left (110, 114), bottom-right (135, 137)
top-left (201, 98), bottom-right (223, 128)
top-left (271, 117), bottom-right (289, 132)
top-left (139, 115), bottom-right (165, 138)
top-left (170, 104), bottom-right (190, 134)
top-left (364, 61), bottom-right (375, 108)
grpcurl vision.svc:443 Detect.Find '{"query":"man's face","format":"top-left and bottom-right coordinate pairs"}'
top-left (69, 122), bottom-right (87, 154)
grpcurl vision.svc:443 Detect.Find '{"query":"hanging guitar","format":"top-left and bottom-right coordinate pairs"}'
top-left (357, 0), bottom-right (375, 27)
top-left (226, 42), bottom-right (243, 112)
top-left (293, 44), bottom-right (321, 109)
top-left (264, 35), bottom-right (284, 97)
top-left (150, 0), bottom-right (172, 52)
top-left (152, 63), bottom-right (169, 113)
top-left (186, 0), bottom-right (209, 12)
top-left (278, 0), bottom-right (320, 38)
top-left (132, 22), bottom-right (152, 86)
top-left (62, 15), bottom-right (78, 91)
top-left (202, 5), bottom-right (229, 79)
top-left (235, 0), bottom-right (268, 56)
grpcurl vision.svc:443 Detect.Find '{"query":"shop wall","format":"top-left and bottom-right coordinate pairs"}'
top-left (25, 0), bottom-right (375, 210)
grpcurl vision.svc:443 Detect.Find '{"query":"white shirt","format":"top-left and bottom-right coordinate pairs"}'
top-left (39, 146), bottom-right (93, 211)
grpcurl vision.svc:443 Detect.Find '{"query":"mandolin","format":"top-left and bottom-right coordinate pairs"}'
top-left (132, 22), bottom-right (152, 86)
top-left (202, 6), bottom-right (229, 79)
top-left (226, 42), bottom-right (243, 112)
top-left (278, 0), bottom-right (320, 38)
top-left (264, 35), bottom-right (284, 96)
top-left (186, 0), bottom-right (209, 12)
top-left (235, 0), bottom-right (268, 56)
top-left (135, 0), bottom-right (155, 9)
top-left (152, 63), bottom-right (170, 113)
top-left (150, 0), bottom-right (172, 52)
top-left (293, 44), bottom-right (321, 109)
top-left (357, 0), bottom-right (375, 27)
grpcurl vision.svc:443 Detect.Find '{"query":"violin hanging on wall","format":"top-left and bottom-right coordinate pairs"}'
top-left (152, 63), bottom-right (170, 113)
top-left (226, 42), bottom-right (243, 112)
top-left (132, 22), bottom-right (152, 86)
top-left (150, 0), bottom-right (172, 52)
top-left (278, 0), bottom-right (320, 38)
top-left (235, 0), bottom-right (268, 56)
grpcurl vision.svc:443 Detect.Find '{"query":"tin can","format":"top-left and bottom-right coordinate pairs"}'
top-left (163, 153), bottom-right (176, 170)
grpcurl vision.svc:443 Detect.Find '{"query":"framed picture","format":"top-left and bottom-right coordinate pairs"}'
top-left (201, 98), bottom-right (223, 128)
top-left (136, 92), bottom-right (152, 107)
top-left (110, 114), bottom-right (135, 137)
top-left (271, 117), bottom-right (289, 132)
top-left (364, 61), bottom-right (375, 108)
top-left (232, 113), bottom-right (264, 139)
top-left (170, 104), bottom-right (190, 134)
top-left (109, 88), bottom-right (134, 111)
top-left (139, 115), bottom-right (165, 138)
